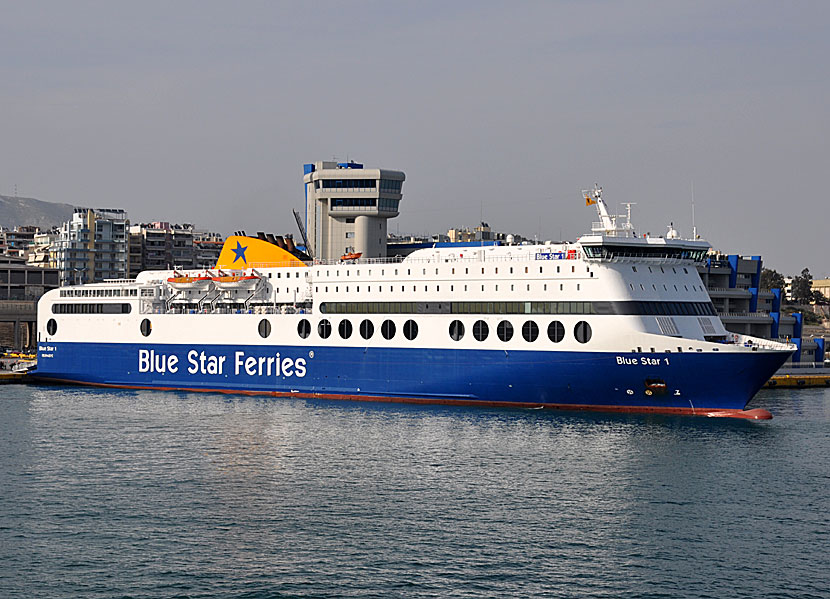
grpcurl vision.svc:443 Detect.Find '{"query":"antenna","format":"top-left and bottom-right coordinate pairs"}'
top-left (691, 180), bottom-right (697, 240)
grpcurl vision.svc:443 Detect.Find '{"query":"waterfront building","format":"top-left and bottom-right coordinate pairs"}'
top-left (698, 253), bottom-right (822, 365)
top-left (193, 230), bottom-right (224, 270)
top-left (55, 208), bottom-right (128, 285)
top-left (128, 222), bottom-right (201, 276)
top-left (447, 222), bottom-right (496, 243)
top-left (812, 278), bottom-right (830, 302)
top-left (25, 230), bottom-right (59, 268)
top-left (303, 160), bottom-right (405, 262)
top-left (171, 224), bottom-right (195, 269)
top-left (0, 254), bottom-right (59, 349)
top-left (0, 226), bottom-right (41, 259)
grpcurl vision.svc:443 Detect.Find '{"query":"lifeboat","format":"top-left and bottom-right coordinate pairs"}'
top-left (341, 252), bottom-right (362, 261)
top-left (167, 275), bottom-right (214, 291)
top-left (211, 274), bottom-right (261, 291)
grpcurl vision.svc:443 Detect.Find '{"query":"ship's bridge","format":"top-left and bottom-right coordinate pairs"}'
top-left (578, 235), bottom-right (710, 264)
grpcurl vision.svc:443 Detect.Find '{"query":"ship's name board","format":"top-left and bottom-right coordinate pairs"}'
top-left (138, 349), bottom-right (307, 377)
top-left (535, 250), bottom-right (577, 260)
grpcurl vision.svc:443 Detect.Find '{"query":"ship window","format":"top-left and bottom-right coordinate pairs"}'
top-left (575, 321), bottom-right (592, 344)
top-left (473, 320), bottom-right (489, 341)
top-left (140, 318), bottom-right (152, 337)
top-left (497, 320), bottom-right (513, 342)
top-left (298, 319), bottom-right (311, 338)
top-left (449, 320), bottom-right (464, 341)
top-left (548, 321), bottom-right (565, 343)
top-left (360, 319), bottom-right (374, 339)
top-left (318, 319), bottom-right (332, 339)
top-left (403, 319), bottom-right (418, 340)
top-left (47, 318), bottom-right (57, 335)
top-left (522, 321), bottom-right (539, 342)
top-left (258, 319), bottom-right (271, 338)
top-left (338, 319), bottom-right (352, 339)
top-left (381, 319), bottom-right (396, 340)
top-left (495, 268), bottom-right (498, 274)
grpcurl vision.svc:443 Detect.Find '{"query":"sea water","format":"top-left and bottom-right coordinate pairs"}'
top-left (1, 385), bottom-right (828, 598)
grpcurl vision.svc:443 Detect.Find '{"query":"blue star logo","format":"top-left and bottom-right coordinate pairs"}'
top-left (232, 241), bottom-right (248, 264)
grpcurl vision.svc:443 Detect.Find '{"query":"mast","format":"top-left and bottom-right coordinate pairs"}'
top-left (583, 185), bottom-right (635, 237)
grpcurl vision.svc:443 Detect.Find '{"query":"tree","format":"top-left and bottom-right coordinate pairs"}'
top-left (760, 268), bottom-right (785, 290)
top-left (791, 268), bottom-right (814, 304)
top-left (813, 290), bottom-right (829, 306)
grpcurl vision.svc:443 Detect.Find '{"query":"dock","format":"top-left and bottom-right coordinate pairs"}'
top-left (765, 371), bottom-right (830, 388)
top-left (0, 371), bottom-right (27, 383)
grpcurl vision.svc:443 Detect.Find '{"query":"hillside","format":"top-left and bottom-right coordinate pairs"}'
top-left (0, 195), bottom-right (75, 230)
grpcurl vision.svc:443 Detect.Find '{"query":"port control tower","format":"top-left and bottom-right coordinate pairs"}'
top-left (303, 161), bottom-right (405, 261)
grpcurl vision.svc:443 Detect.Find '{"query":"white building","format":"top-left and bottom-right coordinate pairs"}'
top-left (302, 161), bottom-right (405, 262)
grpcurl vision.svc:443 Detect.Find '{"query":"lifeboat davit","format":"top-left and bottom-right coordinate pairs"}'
top-left (167, 275), bottom-right (214, 291)
top-left (211, 274), bottom-right (261, 291)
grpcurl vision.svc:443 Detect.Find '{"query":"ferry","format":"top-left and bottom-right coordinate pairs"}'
top-left (33, 186), bottom-right (793, 418)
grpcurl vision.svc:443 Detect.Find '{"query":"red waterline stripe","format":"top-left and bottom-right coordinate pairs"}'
top-left (28, 376), bottom-right (773, 420)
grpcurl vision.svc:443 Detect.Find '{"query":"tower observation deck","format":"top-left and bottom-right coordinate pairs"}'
top-left (303, 161), bottom-right (405, 261)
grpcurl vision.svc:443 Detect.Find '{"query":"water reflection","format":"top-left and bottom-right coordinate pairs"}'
top-left (1, 385), bottom-right (827, 598)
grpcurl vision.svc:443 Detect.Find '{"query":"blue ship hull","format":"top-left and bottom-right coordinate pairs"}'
top-left (34, 342), bottom-right (787, 417)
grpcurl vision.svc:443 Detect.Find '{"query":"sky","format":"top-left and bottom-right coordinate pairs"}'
top-left (1, 1), bottom-right (828, 276)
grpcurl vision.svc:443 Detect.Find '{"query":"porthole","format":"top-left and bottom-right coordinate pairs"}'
top-left (547, 320), bottom-right (564, 343)
top-left (497, 320), bottom-right (513, 342)
top-left (47, 318), bottom-right (57, 335)
top-left (258, 319), bottom-right (271, 338)
top-left (473, 320), bottom-right (489, 341)
top-left (522, 321), bottom-right (539, 342)
top-left (575, 321), bottom-right (592, 344)
top-left (339, 319), bottom-right (352, 339)
top-left (360, 319), bottom-right (374, 340)
top-left (318, 319), bottom-right (332, 339)
top-left (297, 319), bottom-right (311, 339)
top-left (449, 320), bottom-right (465, 341)
top-left (140, 318), bottom-right (152, 337)
top-left (381, 319), bottom-right (396, 340)
top-left (403, 319), bottom-right (418, 340)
